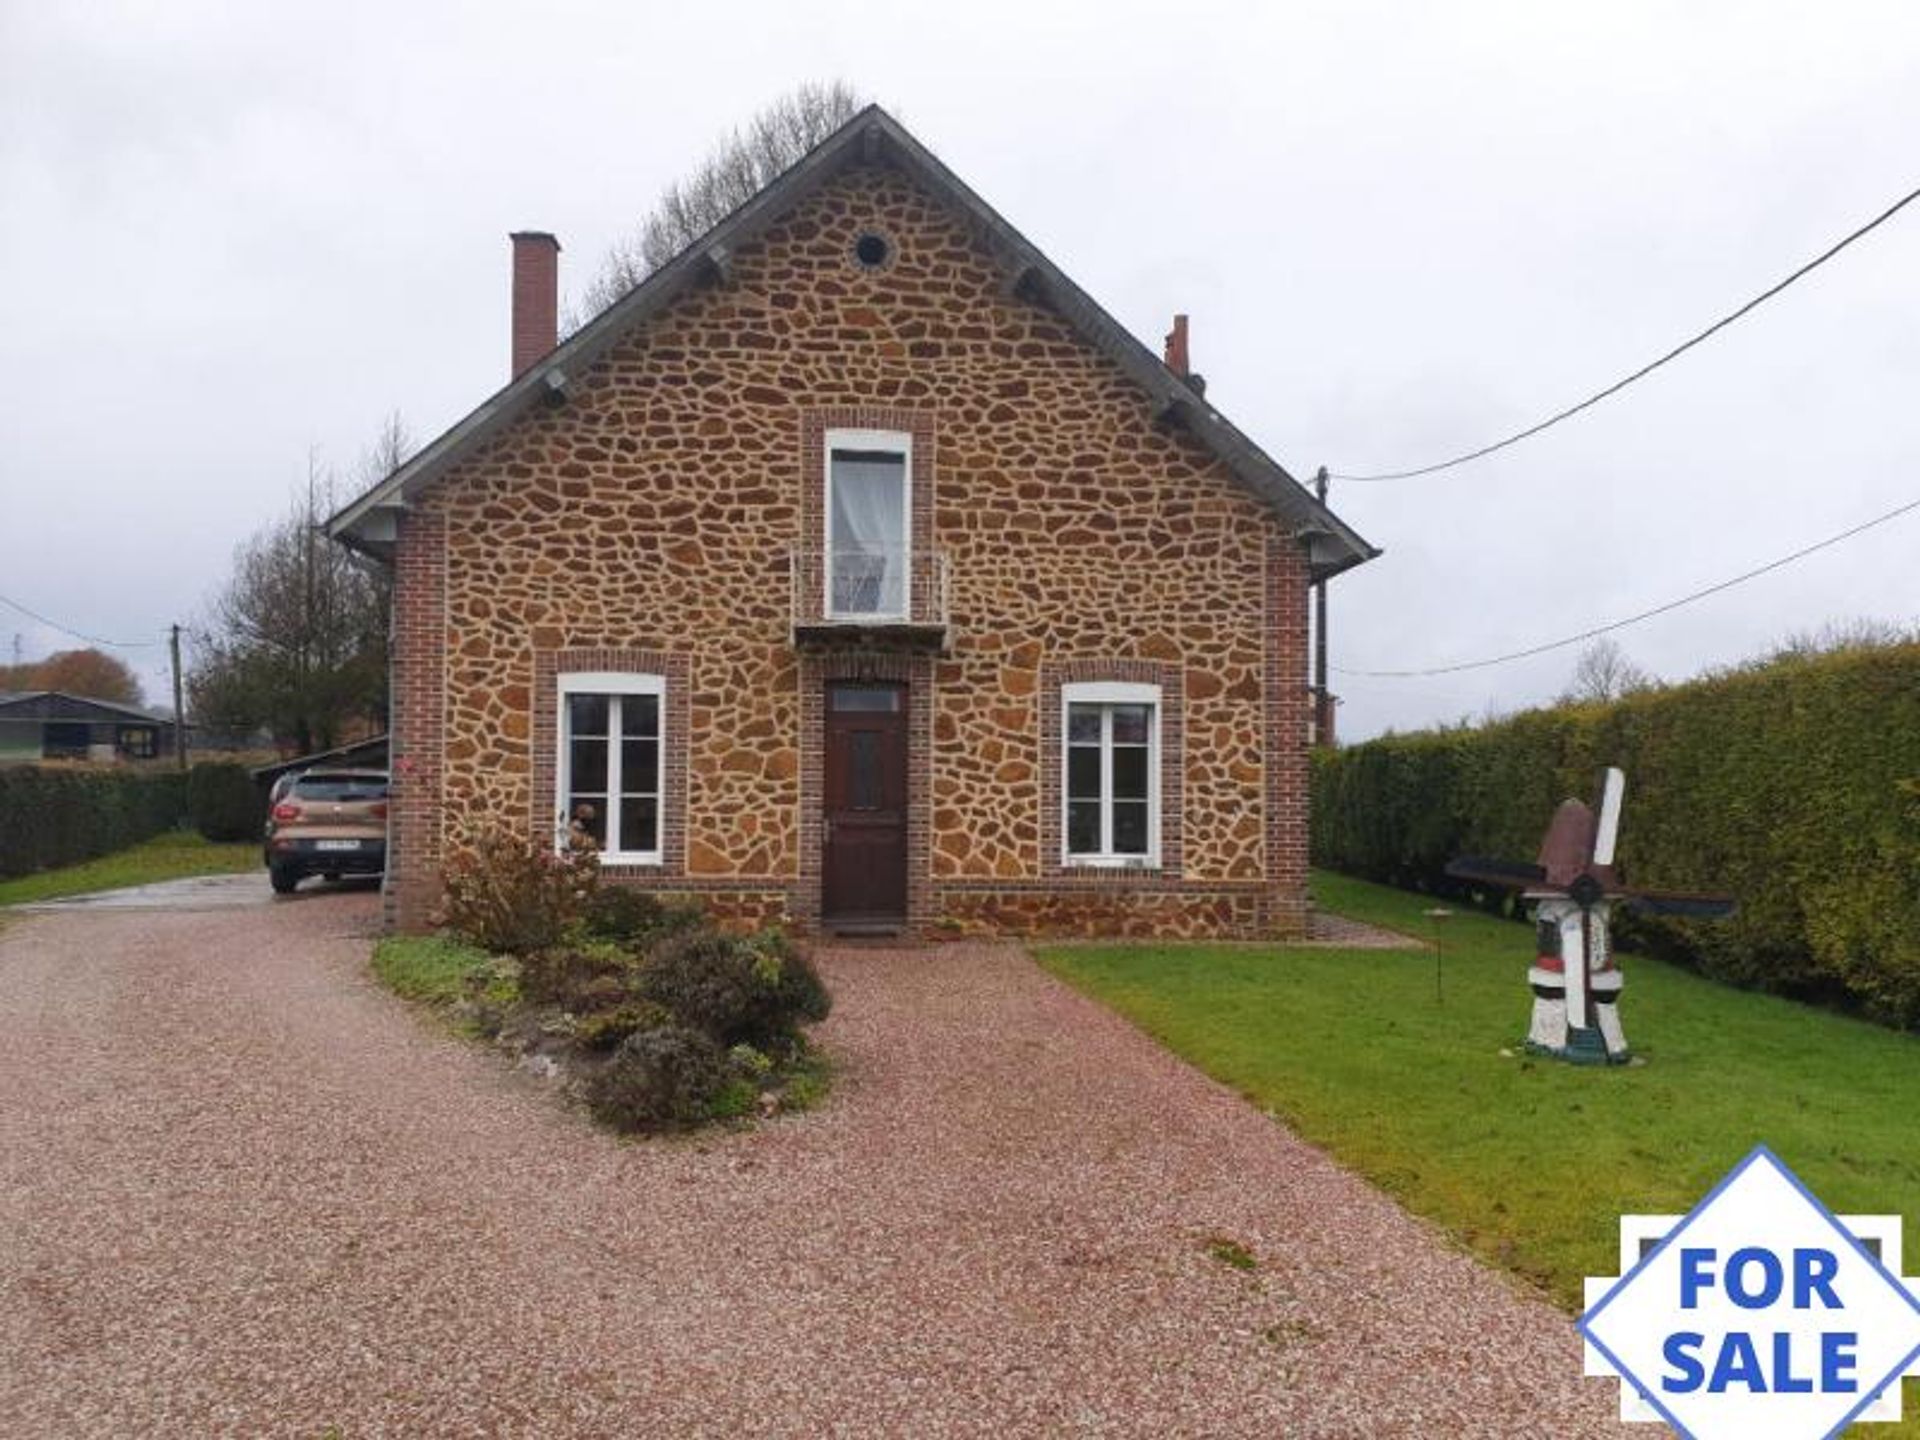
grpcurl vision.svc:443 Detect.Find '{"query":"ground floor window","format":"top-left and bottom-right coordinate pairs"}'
top-left (556, 672), bottom-right (663, 863)
top-left (42, 722), bottom-right (89, 761)
top-left (1062, 680), bottom-right (1161, 866)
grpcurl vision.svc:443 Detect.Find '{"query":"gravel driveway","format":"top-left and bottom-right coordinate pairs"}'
top-left (0, 887), bottom-right (1626, 1437)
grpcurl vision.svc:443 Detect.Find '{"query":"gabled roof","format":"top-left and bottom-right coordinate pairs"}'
top-left (0, 690), bottom-right (173, 725)
top-left (327, 105), bottom-right (1377, 580)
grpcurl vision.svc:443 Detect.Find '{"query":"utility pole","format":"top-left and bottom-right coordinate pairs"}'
top-left (170, 623), bottom-right (187, 772)
top-left (1313, 466), bottom-right (1331, 746)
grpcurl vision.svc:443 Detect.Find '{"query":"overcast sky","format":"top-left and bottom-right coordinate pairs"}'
top-left (3, 1), bottom-right (1916, 739)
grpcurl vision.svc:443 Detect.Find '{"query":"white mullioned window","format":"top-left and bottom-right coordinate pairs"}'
top-left (1061, 680), bottom-right (1161, 866)
top-left (824, 428), bottom-right (912, 619)
top-left (556, 672), bottom-right (664, 863)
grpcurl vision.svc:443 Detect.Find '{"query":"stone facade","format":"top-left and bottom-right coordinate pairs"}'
top-left (384, 162), bottom-right (1314, 939)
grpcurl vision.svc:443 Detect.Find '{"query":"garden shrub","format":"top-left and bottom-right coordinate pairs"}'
top-left (581, 886), bottom-right (705, 947)
top-left (703, 1075), bottom-right (760, 1120)
top-left (585, 1023), bottom-right (728, 1132)
top-left (0, 766), bottom-right (186, 878)
top-left (517, 937), bottom-right (633, 1008)
top-left (460, 956), bottom-right (524, 1037)
top-left (188, 761), bottom-right (263, 842)
top-left (575, 1000), bottom-right (673, 1052)
top-left (440, 824), bottom-right (598, 955)
top-left (639, 927), bottom-right (831, 1049)
top-left (1312, 641), bottom-right (1920, 1025)
top-left (386, 870), bottom-right (832, 1131)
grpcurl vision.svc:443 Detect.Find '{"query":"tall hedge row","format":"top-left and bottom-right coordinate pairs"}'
top-left (1312, 643), bottom-right (1920, 1026)
top-left (0, 767), bottom-right (189, 879)
top-left (187, 761), bottom-right (265, 842)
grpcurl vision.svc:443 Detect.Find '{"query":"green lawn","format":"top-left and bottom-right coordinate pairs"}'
top-left (1035, 870), bottom-right (1920, 1315)
top-left (370, 933), bottom-right (495, 1005)
top-left (0, 831), bottom-right (258, 907)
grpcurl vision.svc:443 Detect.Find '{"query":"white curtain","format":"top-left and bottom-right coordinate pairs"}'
top-left (829, 452), bottom-right (907, 615)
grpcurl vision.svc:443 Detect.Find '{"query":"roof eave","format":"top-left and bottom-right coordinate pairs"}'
top-left (325, 104), bottom-right (1378, 577)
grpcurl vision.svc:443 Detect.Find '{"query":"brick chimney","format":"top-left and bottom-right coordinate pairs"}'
top-left (1162, 313), bottom-right (1189, 378)
top-left (509, 231), bottom-right (561, 379)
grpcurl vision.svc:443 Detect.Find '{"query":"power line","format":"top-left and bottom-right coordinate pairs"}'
top-left (0, 592), bottom-right (167, 650)
top-left (1334, 490), bottom-right (1920, 678)
top-left (1331, 180), bottom-right (1920, 483)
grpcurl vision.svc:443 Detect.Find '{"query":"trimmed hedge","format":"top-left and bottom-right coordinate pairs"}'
top-left (0, 766), bottom-right (187, 879)
top-left (1312, 643), bottom-right (1920, 1026)
top-left (187, 760), bottom-right (266, 843)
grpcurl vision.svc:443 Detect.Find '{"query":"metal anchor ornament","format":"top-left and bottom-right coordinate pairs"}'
top-left (1445, 768), bottom-right (1736, 1065)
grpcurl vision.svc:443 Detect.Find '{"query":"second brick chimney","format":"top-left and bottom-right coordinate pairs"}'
top-left (1162, 313), bottom-right (1189, 378)
top-left (510, 231), bottom-right (561, 379)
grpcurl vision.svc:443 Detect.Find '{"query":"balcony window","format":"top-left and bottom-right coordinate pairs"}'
top-left (825, 429), bottom-right (910, 618)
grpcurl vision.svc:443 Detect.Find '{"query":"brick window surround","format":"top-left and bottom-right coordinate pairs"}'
top-left (1039, 659), bottom-right (1185, 881)
top-left (800, 407), bottom-right (935, 562)
top-left (531, 648), bottom-right (692, 877)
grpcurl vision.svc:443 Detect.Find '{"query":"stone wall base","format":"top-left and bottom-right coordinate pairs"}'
top-left (384, 873), bottom-right (1305, 943)
top-left (931, 885), bottom-right (1304, 941)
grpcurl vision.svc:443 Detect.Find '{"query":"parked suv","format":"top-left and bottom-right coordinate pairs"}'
top-left (264, 769), bottom-right (389, 894)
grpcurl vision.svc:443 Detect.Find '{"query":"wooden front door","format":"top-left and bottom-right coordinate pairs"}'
top-left (822, 681), bottom-right (908, 924)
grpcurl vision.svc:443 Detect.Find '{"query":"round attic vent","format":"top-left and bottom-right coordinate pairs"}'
top-left (852, 232), bottom-right (891, 269)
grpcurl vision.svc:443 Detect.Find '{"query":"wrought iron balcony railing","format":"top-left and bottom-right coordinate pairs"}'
top-left (789, 547), bottom-right (950, 644)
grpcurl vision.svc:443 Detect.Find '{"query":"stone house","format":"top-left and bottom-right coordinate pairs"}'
top-left (327, 106), bottom-right (1375, 939)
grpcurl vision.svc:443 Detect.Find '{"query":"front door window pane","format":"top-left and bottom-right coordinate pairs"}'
top-left (849, 730), bottom-right (882, 810)
top-left (830, 684), bottom-right (901, 713)
top-left (829, 448), bottom-right (907, 616)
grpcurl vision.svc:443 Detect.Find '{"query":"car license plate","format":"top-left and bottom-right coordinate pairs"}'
top-left (314, 839), bottom-right (361, 852)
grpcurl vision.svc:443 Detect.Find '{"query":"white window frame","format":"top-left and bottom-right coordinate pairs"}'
top-left (823, 427), bottom-right (913, 620)
top-left (1060, 680), bottom-right (1162, 868)
top-left (555, 671), bottom-right (666, 865)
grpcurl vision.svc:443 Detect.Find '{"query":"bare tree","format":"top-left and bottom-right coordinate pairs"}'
top-left (190, 414), bottom-right (412, 752)
top-left (1769, 616), bottom-right (1917, 660)
top-left (1562, 638), bottom-right (1657, 704)
top-left (571, 82), bottom-right (863, 325)
top-left (358, 409), bottom-right (412, 487)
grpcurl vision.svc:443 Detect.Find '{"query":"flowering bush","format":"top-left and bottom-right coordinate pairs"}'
top-left (438, 824), bottom-right (599, 955)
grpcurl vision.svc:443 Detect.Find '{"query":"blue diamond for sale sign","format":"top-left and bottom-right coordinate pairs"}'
top-left (1580, 1147), bottom-right (1920, 1437)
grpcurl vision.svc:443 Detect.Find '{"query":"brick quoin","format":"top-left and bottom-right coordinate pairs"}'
top-left (377, 163), bottom-right (1345, 940)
